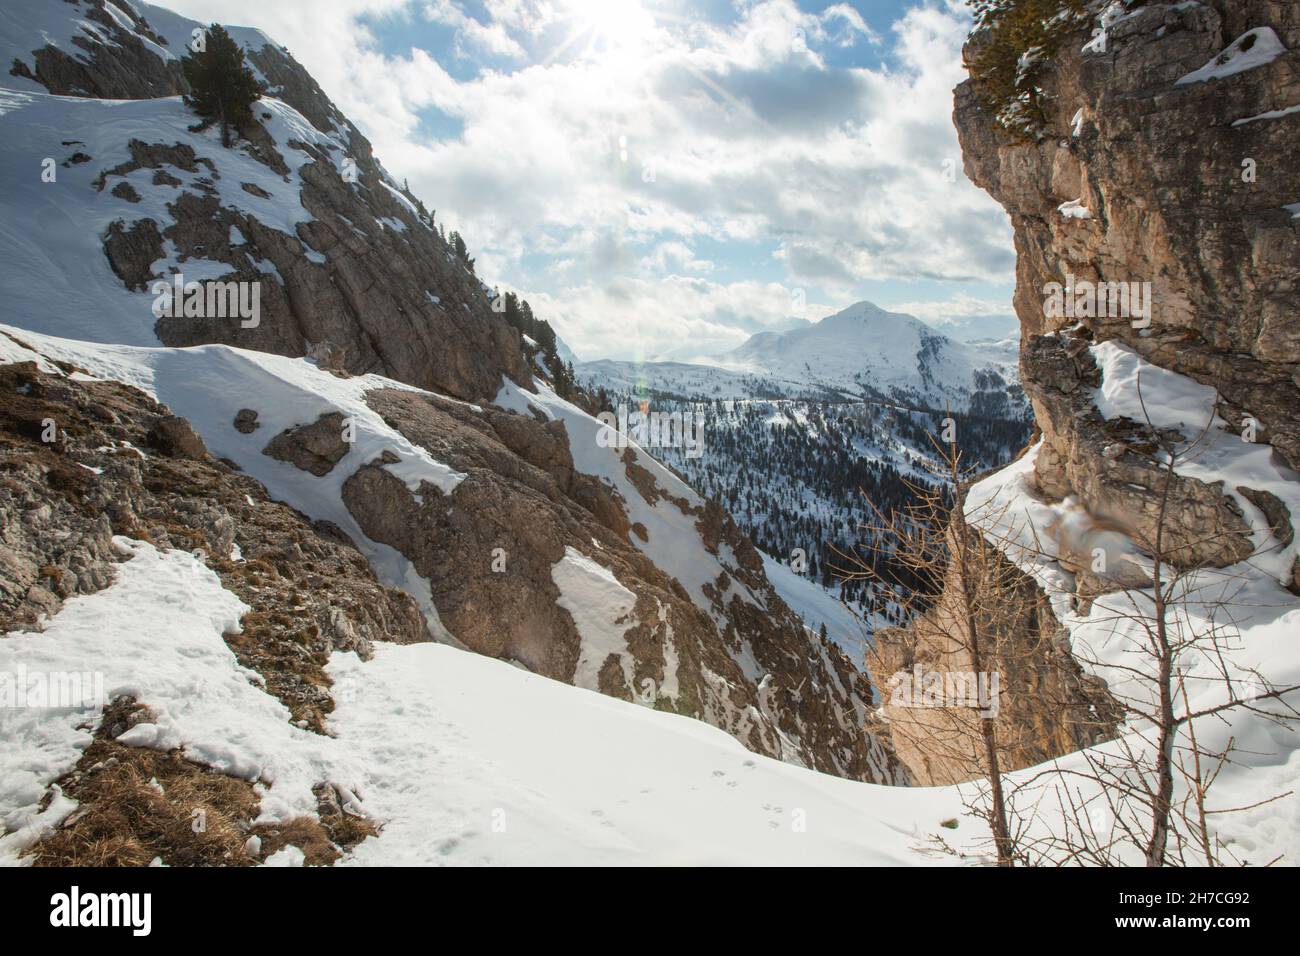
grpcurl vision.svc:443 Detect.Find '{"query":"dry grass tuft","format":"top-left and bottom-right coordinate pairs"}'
top-left (23, 697), bottom-right (371, 867)
top-left (26, 700), bottom-right (259, 867)
top-left (248, 784), bottom-right (379, 866)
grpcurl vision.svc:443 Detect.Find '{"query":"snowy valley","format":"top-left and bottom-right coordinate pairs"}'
top-left (577, 304), bottom-right (1033, 658)
top-left (0, 0), bottom-right (1298, 889)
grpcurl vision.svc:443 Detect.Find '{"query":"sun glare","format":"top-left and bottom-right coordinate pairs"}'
top-left (562, 0), bottom-right (655, 56)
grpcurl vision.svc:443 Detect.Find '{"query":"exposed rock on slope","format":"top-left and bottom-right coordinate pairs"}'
top-left (0, 348), bottom-right (427, 734)
top-left (263, 412), bottom-right (351, 477)
top-left (869, 525), bottom-right (1120, 787)
top-left (340, 386), bottom-right (905, 782)
top-left (133, 125), bottom-right (533, 401)
top-left (4, 0), bottom-right (529, 402)
top-left (7, 0), bottom-right (186, 99)
top-left (1024, 332), bottom-right (1255, 576)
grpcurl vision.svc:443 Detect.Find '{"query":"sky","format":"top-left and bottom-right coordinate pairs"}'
top-left (159, 0), bottom-right (1019, 361)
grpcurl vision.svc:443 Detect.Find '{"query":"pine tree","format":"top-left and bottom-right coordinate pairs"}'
top-left (181, 25), bottom-right (264, 148)
top-left (448, 231), bottom-right (476, 273)
top-left (963, 0), bottom-right (1089, 137)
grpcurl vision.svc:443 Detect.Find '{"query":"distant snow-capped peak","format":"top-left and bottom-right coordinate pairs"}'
top-left (584, 301), bottom-right (1024, 414)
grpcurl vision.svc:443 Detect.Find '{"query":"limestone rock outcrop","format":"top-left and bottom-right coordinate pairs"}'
top-left (868, 526), bottom-right (1120, 787)
top-left (263, 412), bottom-right (351, 476)
top-left (955, 0), bottom-right (1300, 470)
top-left (870, 0), bottom-right (1299, 784)
top-left (1023, 332), bottom-right (1254, 575)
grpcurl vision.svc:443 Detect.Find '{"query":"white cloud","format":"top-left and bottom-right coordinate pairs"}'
top-left (889, 292), bottom-right (1020, 342)
top-left (522, 274), bottom-right (842, 361)
top-left (423, 0), bottom-right (526, 59)
top-left (158, 0), bottom-right (1015, 359)
top-left (645, 241), bottom-right (713, 275)
top-left (815, 3), bottom-right (880, 47)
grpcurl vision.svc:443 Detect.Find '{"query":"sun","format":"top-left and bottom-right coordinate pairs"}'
top-left (560, 0), bottom-right (655, 57)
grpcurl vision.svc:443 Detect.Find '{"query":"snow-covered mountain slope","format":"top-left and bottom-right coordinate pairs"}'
top-left (0, 536), bottom-right (961, 867)
top-left (0, 0), bottom-right (925, 805)
top-left (0, 87), bottom-right (340, 347)
top-left (0, 321), bottom-right (928, 865)
top-left (0, 324), bottom-right (462, 632)
top-left (580, 302), bottom-right (1027, 417)
top-left (0, 322), bottom-right (905, 784)
top-left (721, 302), bottom-right (1005, 410)
top-left (569, 393), bottom-right (1031, 655)
top-left (327, 641), bottom-right (954, 866)
top-left (759, 553), bottom-right (869, 664)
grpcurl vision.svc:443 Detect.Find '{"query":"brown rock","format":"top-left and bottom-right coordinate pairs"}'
top-left (867, 523), bottom-right (1122, 786)
top-left (1237, 485), bottom-right (1294, 548)
top-left (262, 412), bottom-right (350, 476)
top-left (1025, 334), bottom-right (1255, 572)
top-left (102, 217), bottom-right (164, 292)
top-left (233, 408), bottom-right (260, 434)
top-left (147, 415), bottom-right (207, 459)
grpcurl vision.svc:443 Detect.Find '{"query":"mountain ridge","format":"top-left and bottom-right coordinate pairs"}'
top-left (581, 299), bottom-right (1027, 418)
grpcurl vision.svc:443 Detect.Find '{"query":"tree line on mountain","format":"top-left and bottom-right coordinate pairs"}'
top-left (631, 394), bottom-right (1031, 623)
top-left (489, 289), bottom-right (576, 398)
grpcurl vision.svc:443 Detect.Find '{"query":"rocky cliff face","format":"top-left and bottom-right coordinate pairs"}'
top-left (1, 0), bottom-right (906, 784)
top-left (956, 0), bottom-right (1299, 584)
top-left (868, 0), bottom-right (1300, 784)
top-left (957, 0), bottom-right (1300, 470)
top-left (868, 523), bottom-right (1120, 787)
